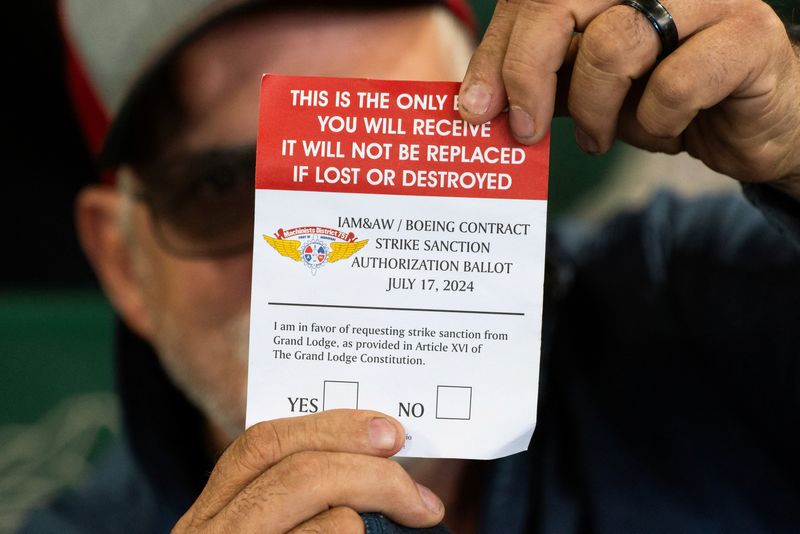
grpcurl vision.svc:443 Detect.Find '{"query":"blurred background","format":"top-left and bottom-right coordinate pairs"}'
top-left (2, 3), bottom-right (117, 531)
top-left (1, 0), bottom-right (795, 531)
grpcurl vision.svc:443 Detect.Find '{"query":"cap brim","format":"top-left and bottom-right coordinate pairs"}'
top-left (99, 0), bottom-right (459, 168)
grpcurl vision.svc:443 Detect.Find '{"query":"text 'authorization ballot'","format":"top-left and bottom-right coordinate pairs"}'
top-left (247, 75), bottom-right (549, 459)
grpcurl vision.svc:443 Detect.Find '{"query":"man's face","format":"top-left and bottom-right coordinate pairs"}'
top-left (115, 7), bottom-right (472, 443)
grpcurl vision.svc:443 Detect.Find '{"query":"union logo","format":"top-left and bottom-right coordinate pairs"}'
top-left (263, 226), bottom-right (368, 275)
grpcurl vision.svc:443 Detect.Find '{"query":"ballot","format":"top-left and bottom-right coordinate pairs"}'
top-left (247, 75), bottom-right (549, 459)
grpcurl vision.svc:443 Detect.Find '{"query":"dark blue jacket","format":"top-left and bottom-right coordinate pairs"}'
top-left (21, 190), bottom-right (800, 533)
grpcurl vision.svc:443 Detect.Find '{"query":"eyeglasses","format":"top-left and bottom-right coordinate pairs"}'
top-left (128, 145), bottom-right (256, 257)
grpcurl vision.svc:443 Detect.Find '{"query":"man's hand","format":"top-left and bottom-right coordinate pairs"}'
top-left (459, 0), bottom-right (800, 196)
top-left (172, 410), bottom-right (443, 533)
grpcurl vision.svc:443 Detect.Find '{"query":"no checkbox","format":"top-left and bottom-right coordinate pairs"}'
top-left (436, 385), bottom-right (472, 420)
top-left (323, 380), bottom-right (359, 410)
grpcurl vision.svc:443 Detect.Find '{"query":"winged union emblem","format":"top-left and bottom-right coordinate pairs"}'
top-left (263, 226), bottom-right (368, 275)
top-left (262, 236), bottom-right (302, 261)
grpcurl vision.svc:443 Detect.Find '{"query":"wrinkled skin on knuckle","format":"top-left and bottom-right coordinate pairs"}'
top-left (567, 57), bottom-right (625, 117)
top-left (468, 41), bottom-right (504, 82)
top-left (526, 1), bottom-right (575, 38)
top-left (303, 416), bottom-right (322, 449)
top-left (281, 451), bottom-right (332, 493)
top-left (567, 67), bottom-right (621, 133)
top-left (581, 20), bottom-right (633, 72)
top-left (239, 420), bottom-right (285, 470)
top-left (593, 7), bottom-right (657, 72)
top-left (654, 68), bottom-right (695, 109)
top-left (501, 56), bottom-right (537, 102)
top-left (638, 107), bottom-right (682, 138)
top-left (226, 450), bottom-right (323, 519)
top-left (191, 480), bottom-right (233, 525)
top-left (730, 0), bottom-right (788, 75)
top-left (639, 77), bottom-right (693, 136)
top-left (748, 0), bottom-right (786, 41)
top-left (226, 470), bottom-right (287, 522)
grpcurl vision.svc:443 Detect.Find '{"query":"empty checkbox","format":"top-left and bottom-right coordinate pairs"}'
top-left (323, 380), bottom-right (359, 410)
top-left (436, 385), bottom-right (472, 420)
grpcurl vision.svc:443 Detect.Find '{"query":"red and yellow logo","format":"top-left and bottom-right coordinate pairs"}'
top-left (263, 226), bottom-right (367, 275)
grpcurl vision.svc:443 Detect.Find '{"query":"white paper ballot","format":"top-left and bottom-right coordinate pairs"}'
top-left (247, 75), bottom-right (550, 460)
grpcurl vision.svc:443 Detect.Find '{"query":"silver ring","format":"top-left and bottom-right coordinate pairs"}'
top-left (620, 0), bottom-right (679, 58)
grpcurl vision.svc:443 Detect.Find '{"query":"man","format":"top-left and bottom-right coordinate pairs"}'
top-left (23, 0), bottom-right (800, 532)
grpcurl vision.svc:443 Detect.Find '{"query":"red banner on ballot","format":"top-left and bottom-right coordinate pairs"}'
top-left (256, 75), bottom-right (549, 201)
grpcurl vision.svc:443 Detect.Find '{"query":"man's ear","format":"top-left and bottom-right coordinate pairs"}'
top-left (75, 185), bottom-right (154, 340)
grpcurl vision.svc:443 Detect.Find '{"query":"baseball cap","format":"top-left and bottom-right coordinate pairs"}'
top-left (59, 0), bottom-right (475, 174)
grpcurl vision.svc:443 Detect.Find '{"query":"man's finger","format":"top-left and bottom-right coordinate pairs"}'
top-left (287, 506), bottom-right (365, 534)
top-left (458, 0), bottom-right (520, 122)
top-left (486, 0), bottom-right (617, 143)
top-left (568, 5), bottom-right (661, 153)
top-left (568, 0), bottom-right (754, 153)
top-left (637, 10), bottom-right (780, 140)
top-left (213, 451), bottom-right (444, 533)
top-left (190, 410), bottom-right (404, 521)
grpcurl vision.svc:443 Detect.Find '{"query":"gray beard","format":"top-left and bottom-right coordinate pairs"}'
top-left (153, 311), bottom-right (250, 442)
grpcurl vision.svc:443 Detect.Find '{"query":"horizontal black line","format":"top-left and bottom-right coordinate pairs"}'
top-left (267, 302), bottom-right (524, 316)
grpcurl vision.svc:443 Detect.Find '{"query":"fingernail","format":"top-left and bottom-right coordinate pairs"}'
top-left (575, 126), bottom-right (600, 154)
top-left (416, 483), bottom-right (442, 514)
top-left (461, 84), bottom-right (491, 115)
top-left (368, 417), bottom-right (397, 450)
top-left (509, 106), bottom-right (535, 140)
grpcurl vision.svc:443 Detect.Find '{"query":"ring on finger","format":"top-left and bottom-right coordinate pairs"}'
top-left (619, 0), bottom-right (679, 57)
